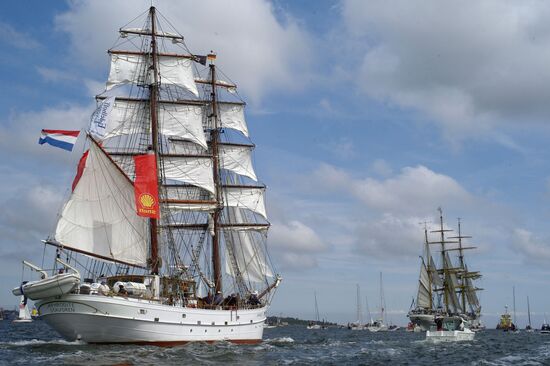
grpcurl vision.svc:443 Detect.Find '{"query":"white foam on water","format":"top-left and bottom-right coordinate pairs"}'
top-left (0, 339), bottom-right (84, 347)
top-left (265, 337), bottom-right (295, 344)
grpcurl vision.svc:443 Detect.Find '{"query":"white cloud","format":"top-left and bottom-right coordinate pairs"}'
top-left (0, 22), bottom-right (40, 49)
top-left (354, 213), bottom-right (425, 258)
top-left (269, 220), bottom-right (328, 270)
top-left (340, 0), bottom-right (550, 141)
top-left (322, 137), bottom-right (356, 159)
top-left (371, 159), bottom-right (392, 177)
top-left (313, 163), bottom-right (472, 215)
top-left (512, 228), bottom-right (550, 264)
top-left (0, 104), bottom-right (92, 160)
top-left (55, 0), bottom-right (312, 105)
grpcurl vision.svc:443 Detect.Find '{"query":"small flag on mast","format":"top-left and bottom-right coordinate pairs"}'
top-left (89, 96), bottom-right (115, 140)
top-left (38, 129), bottom-right (80, 151)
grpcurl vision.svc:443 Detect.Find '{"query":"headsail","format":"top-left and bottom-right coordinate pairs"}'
top-left (54, 140), bottom-right (149, 266)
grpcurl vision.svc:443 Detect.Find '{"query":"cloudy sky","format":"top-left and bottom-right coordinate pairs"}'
top-left (2, 0), bottom-right (550, 326)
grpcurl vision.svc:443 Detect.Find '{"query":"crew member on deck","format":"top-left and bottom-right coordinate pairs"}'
top-left (98, 280), bottom-right (110, 296)
top-left (213, 291), bottom-right (223, 305)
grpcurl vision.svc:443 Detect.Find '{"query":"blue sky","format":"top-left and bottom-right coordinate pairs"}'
top-left (2, 0), bottom-right (550, 327)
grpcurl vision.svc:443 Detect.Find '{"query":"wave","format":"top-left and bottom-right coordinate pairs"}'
top-left (265, 337), bottom-right (295, 344)
top-left (0, 339), bottom-right (84, 347)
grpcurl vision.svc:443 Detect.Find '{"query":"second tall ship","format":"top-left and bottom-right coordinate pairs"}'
top-left (408, 209), bottom-right (482, 331)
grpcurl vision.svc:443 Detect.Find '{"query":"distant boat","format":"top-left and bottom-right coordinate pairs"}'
top-left (12, 296), bottom-right (32, 323)
top-left (306, 291), bottom-right (326, 330)
top-left (526, 296), bottom-right (533, 332)
top-left (541, 315), bottom-right (550, 334)
top-left (348, 284), bottom-right (366, 330)
top-left (426, 316), bottom-right (474, 342)
top-left (496, 305), bottom-right (516, 331)
top-left (367, 272), bottom-right (388, 332)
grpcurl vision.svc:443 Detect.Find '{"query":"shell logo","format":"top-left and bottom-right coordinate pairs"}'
top-left (139, 193), bottom-right (156, 208)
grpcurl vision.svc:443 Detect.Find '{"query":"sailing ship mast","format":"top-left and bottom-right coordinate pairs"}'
top-left (430, 208), bottom-right (455, 314)
top-left (209, 56), bottom-right (223, 293)
top-left (149, 6), bottom-right (160, 275)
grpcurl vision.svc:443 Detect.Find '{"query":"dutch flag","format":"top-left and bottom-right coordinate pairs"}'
top-left (38, 129), bottom-right (80, 151)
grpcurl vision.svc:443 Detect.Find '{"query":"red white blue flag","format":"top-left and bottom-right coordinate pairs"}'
top-left (38, 129), bottom-right (80, 151)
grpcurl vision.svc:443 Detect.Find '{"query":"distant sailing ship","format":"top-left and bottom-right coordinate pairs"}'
top-left (12, 6), bottom-right (281, 344)
top-left (367, 272), bottom-right (388, 332)
top-left (307, 291), bottom-right (326, 329)
top-left (12, 296), bottom-right (32, 323)
top-left (348, 284), bottom-right (366, 330)
top-left (408, 209), bottom-right (482, 332)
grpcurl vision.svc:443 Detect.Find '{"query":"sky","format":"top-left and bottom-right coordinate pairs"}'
top-left (2, 0), bottom-right (550, 327)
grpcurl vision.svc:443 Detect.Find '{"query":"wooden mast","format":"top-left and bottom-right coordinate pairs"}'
top-left (423, 224), bottom-right (433, 310)
top-left (457, 218), bottom-right (467, 314)
top-left (149, 6), bottom-right (160, 275)
top-left (209, 55), bottom-right (223, 293)
top-left (438, 208), bottom-right (449, 314)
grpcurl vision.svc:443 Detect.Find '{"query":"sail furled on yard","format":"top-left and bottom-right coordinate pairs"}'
top-left (55, 142), bottom-right (149, 266)
top-left (106, 53), bottom-right (199, 96)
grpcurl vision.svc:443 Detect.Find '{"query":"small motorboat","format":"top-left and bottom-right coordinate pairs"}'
top-left (426, 316), bottom-right (475, 342)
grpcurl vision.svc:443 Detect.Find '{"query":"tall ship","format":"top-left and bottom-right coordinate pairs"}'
top-left (12, 6), bottom-right (280, 344)
top-left (408, 209), bottom-right (482, 331)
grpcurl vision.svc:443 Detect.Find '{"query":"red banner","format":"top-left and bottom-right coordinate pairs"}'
top-left (72, 150), bottom-right (89, 191)
top-left (133, 154), bottom-right (160, 219)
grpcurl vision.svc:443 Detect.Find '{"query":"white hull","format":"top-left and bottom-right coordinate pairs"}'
top-left (367, 325), bottom-right (388, 332)
top-left (12, 273), bottom-right (80, 300)
top-left (12, 319), bottom-right (33, 323)
top-left (426, 329), bottom-right (475, 342)
top-left (408, 313), bottom-right (435, 331)
top-left (36, 294), bottom-right (267, 344)
top-left (306, 324), bottom-right (322, 330)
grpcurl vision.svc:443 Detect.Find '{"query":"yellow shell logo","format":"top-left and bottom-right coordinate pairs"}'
top-left (140, 193), bottom-right (155, 208)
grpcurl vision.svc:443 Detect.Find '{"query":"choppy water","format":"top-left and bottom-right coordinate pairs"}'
top-left (2, 320), bottom-right (550, 365)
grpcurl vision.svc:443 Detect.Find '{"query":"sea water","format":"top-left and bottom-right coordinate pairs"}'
top-left (1, 320), bottom-right (550, 365)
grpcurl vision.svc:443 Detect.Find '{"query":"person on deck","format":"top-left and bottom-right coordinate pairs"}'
top-left (247, 291), bottom-right (261, 306)
top-left (213, 291), bottom-right (223, 306)
top-left (118, 284), bottom-right (128, 297)
top-left (98, 280), bottom-right (110, 296)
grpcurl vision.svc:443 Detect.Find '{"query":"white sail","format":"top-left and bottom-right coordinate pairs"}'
top-left (417, 262), bottom-right (431, 309)
top-left (224, 207), bottom-right (273, 283)
top-left (444, 253), bottom-right (462, 314)
top-left (464, 265), bottom-right (480, 311)
top-left (55, 142), bottom-right (149, 266)
top-left (219, 103), bottom-right (249, 137)
top-left (159, 104), bottom-right (207, 149)
top-left (103, 101), bottom-right (207, 149)
top-left (163, 156), bottom-right (215, 194)
top-left (18, 296), bottom-right (31, 321)
top-left (106, 54), bottom-right (199, 96)
top-left (219, 144), bottom-right (257, 181)
top-left (223, 186), bottom-right (266, 219)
